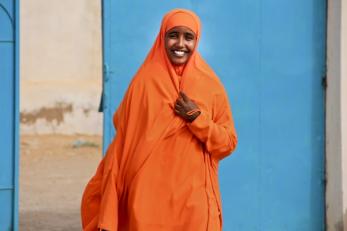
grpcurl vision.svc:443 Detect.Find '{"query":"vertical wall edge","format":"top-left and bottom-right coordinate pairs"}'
top-left (13, 0), bottom-right (20, 230)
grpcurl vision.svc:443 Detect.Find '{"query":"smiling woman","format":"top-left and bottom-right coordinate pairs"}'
top-left (165, 26), bottom-right (197, 65)
top-left (81, 9), bottom-right (237, 231)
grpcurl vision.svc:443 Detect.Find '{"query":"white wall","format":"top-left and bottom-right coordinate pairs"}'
top-left (341, 0), bottom-right (347, 229)
top-left (20, 0), bottom-right (102, 135)
top-left (326, 0), bottom-right (347, 230)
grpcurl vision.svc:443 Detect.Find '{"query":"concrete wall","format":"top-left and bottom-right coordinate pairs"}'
top-left (341, 0), bottom-right (347, 229)
top-left (326, 0), bottom-right (347, 230)
top-left (20, 0), bottom-right (102, 135)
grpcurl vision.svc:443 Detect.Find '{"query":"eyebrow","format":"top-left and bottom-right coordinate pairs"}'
top-left (166, 30), bottom-right (196, 38)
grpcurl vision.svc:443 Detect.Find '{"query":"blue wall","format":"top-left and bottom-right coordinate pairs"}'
top-left (102, 1), bottom-right (326, 230)
top-left (0, 0), bottom-right (19, 230)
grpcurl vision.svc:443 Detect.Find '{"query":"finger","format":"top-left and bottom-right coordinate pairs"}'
top-left (178, 94), bottom-right (184, 103)
top-left (176, 98), bottom-right (185, 106)
top-left (175, 106), bottom-right (183, 113)
top-left (180, 91), bottom-right (190, 102)
top-left (174, 103), bottom-right (182, 110)
top-left (174, 108), bottom-right (182, 115)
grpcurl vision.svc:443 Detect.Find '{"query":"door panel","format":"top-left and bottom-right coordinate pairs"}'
top-left (0, 0), bottom-right (19, 230)
top-left (102, 1), bottom-right (326, 230)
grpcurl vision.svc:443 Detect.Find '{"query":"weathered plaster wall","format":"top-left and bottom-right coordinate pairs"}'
top-left (20, 0), bottom-right (102, 134)
top-left (341, 0), bottom-right (347, 229)
top-left (326, 0), bottom-right (347, 230)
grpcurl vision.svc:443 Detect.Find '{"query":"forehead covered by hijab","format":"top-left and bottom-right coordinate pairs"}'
top-left (161, 9), bottom-right (201, 38)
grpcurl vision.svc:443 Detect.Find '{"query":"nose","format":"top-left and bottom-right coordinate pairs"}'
top-left (177, 35), bottom-right (184, 48)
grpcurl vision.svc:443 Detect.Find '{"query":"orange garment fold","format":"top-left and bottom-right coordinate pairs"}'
top-left (81, 8), bottom-right (237, 231)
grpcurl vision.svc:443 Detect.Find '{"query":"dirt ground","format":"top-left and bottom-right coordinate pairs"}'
top-left (20, 134), bottom-right (102, 231)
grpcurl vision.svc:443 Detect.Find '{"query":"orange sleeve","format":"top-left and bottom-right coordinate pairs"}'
top-left (187, 92), bottom-right (237, 160)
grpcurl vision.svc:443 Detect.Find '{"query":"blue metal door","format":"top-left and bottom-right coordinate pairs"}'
top-left (0, 0), bottom-right (19, 230)
top-left (102, 1), bottom-right (326, 230)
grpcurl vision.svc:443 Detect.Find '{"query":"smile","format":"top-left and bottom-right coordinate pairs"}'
top-left (172, 50), bottom-right (188, 57)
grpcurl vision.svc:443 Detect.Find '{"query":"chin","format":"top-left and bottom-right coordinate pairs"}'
top-left (172, 58), bottom-right (188, 65)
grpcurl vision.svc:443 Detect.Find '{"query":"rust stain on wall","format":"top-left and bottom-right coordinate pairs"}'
top-left (83, 108), bottom-right (91, 116)
top-left (21, 102), bottom-right (73, 125)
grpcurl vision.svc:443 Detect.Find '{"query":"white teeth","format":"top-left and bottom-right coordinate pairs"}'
top-left (173, 50), bottom-right (185, 56)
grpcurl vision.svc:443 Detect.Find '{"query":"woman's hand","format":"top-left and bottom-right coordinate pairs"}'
top-left (174, 91), bottom-right (201, 122)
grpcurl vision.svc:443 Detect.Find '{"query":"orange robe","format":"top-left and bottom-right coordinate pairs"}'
top-left (81, 9), bottom-right (237, 231)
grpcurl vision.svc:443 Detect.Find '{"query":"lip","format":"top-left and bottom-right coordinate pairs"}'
top-left (170, 49), bottom-right (189, 58)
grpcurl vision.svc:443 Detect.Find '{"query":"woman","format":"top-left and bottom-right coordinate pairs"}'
top-left (81, 8), bottom-right (237, 231)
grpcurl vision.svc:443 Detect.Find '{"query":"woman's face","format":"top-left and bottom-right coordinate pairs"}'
top-left (165, 26), bottom-right (197, 65)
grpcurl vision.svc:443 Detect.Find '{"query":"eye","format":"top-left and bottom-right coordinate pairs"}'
top-left (185, 33), bottom-right (195, 41)
top-left (167, 32), bottom-right (178, 39)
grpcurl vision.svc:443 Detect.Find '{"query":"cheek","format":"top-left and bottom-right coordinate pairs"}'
top-left (187, 41), bottom-right (196, 52)
top-left (165, 39), bottom-right (176, 50)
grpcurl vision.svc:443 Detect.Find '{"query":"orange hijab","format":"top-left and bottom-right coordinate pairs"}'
top-left (81, 9), bottom-right (235, 231)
